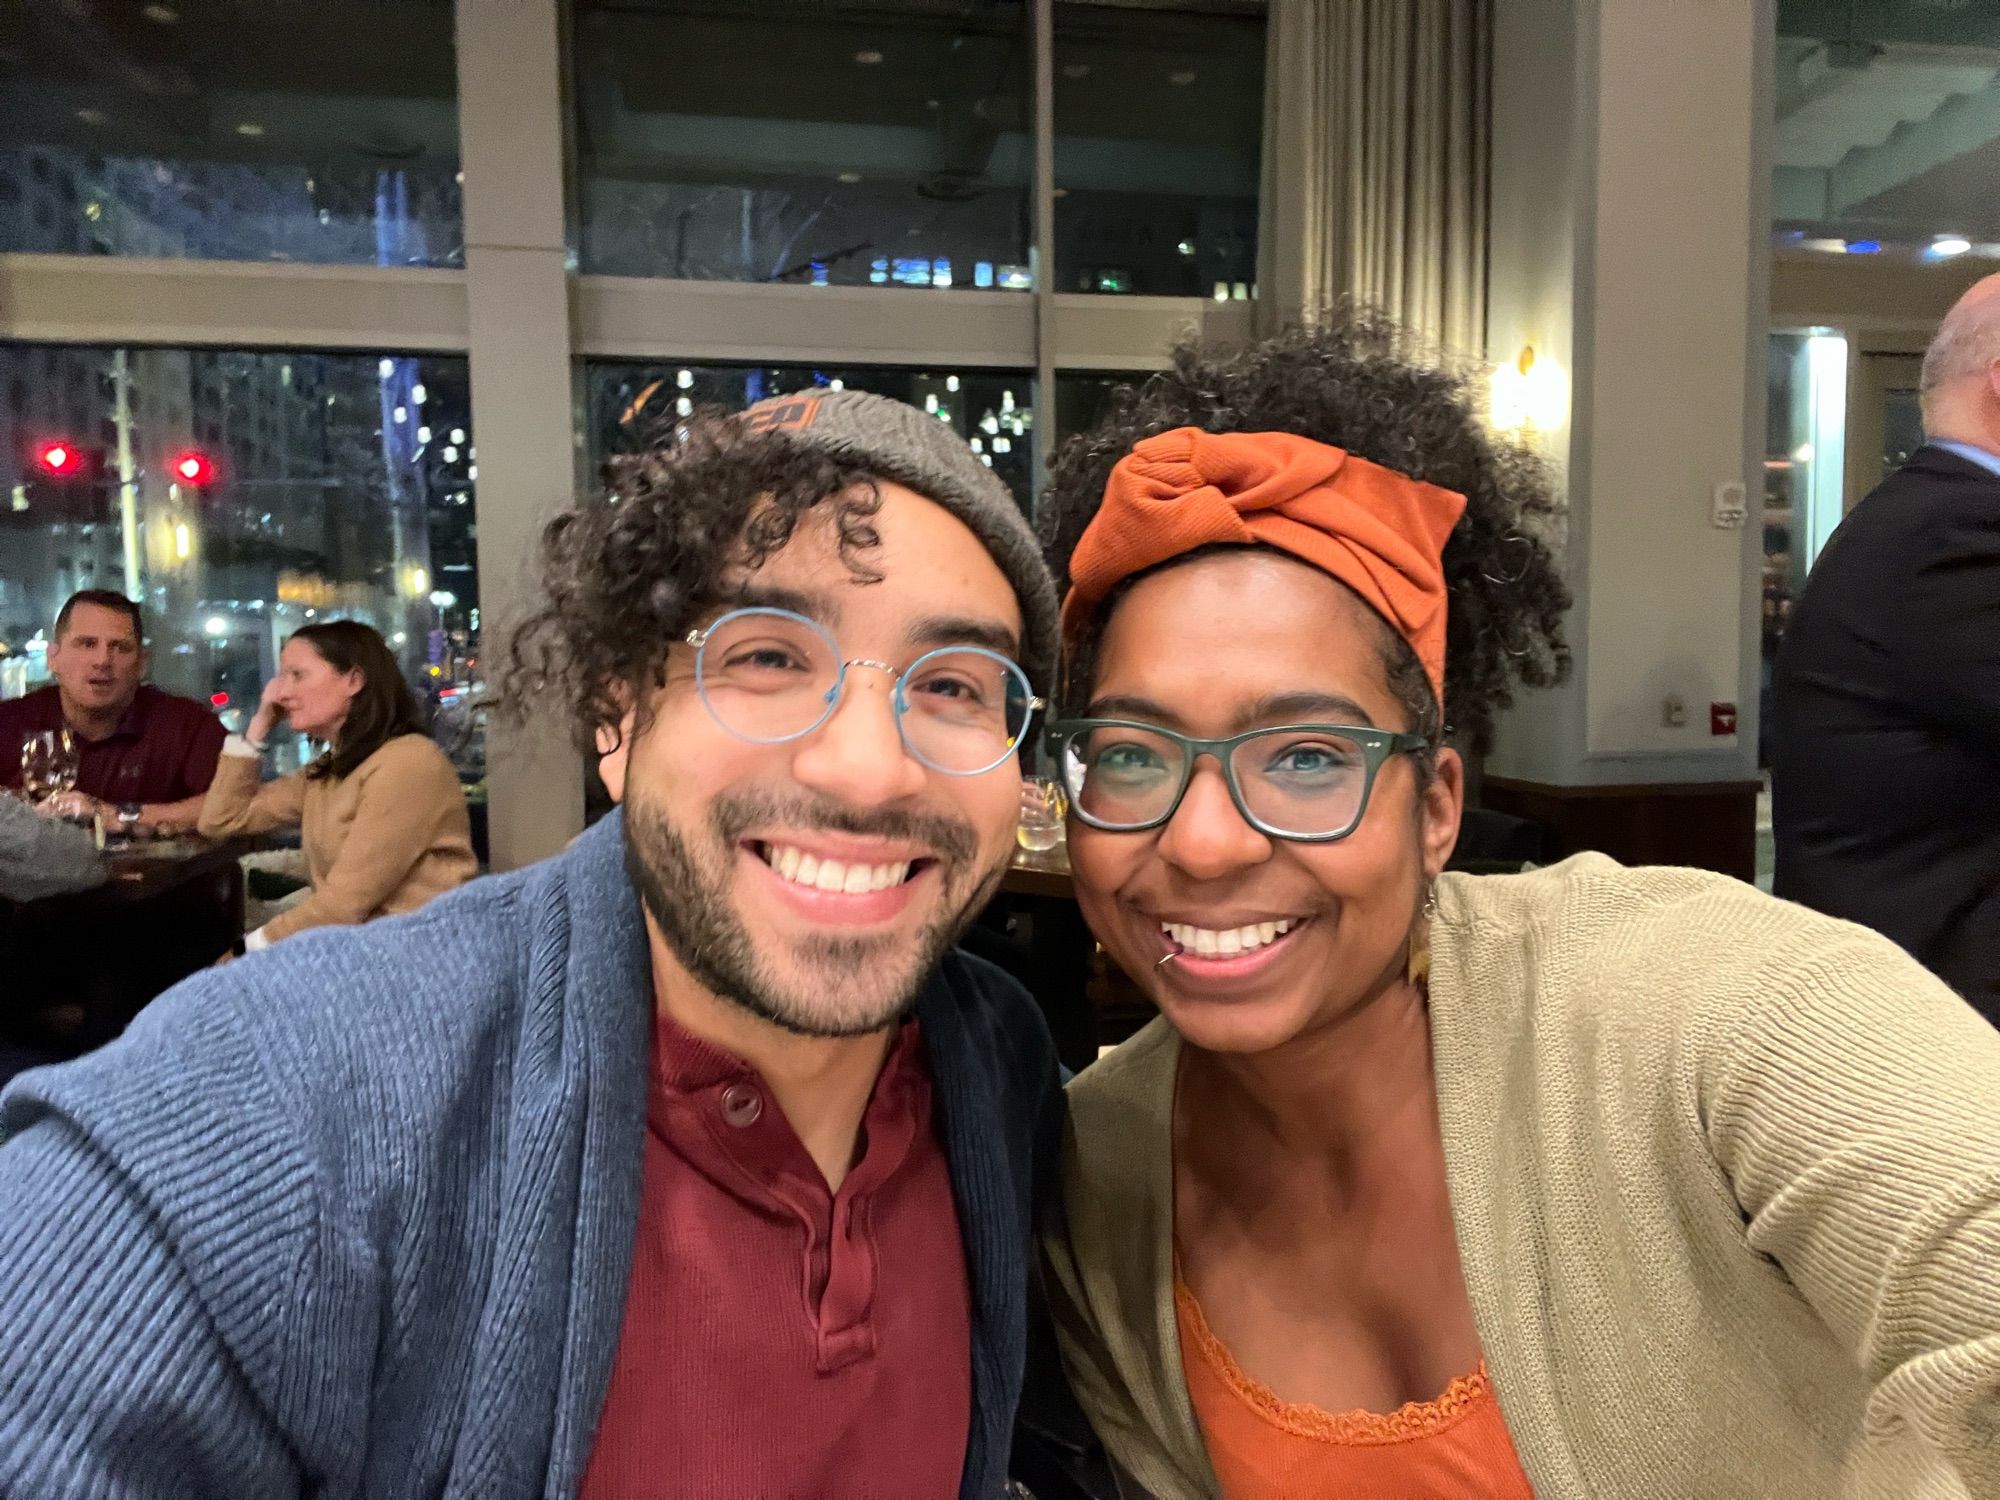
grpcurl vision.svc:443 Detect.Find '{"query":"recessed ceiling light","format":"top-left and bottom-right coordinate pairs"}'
top-left (141, 2), bottom-right (179, 21)
top-left (75, 108), bottom-right (107, 126)
top-left (855, 48), bottom-right (884, 65)
top-left (235, 122), bottom-right (266, 138)
top-left (1169, 70), bottom-right (1198, 86)
top-left (838, 171), bottom-right (863, 184)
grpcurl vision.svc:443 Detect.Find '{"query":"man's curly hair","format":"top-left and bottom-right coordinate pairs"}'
top-left (504, 412), bottom-right (885, 748)
top-left (1039, 315), bottom-right (1572, 757)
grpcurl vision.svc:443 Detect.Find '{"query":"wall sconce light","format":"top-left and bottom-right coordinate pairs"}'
top-left (1490, 345), bottom-right (1569, 437)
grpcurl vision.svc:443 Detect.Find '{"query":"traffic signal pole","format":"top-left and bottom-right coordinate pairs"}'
top-left (112, 349), bottom-right (141, 598)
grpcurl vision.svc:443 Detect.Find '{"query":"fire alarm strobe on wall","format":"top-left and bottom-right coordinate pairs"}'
top-left (1711, 480), bottom-right (1748, 529)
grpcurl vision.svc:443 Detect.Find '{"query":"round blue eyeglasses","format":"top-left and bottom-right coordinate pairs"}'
top-left (685, 606), bottom-right (1041, 777)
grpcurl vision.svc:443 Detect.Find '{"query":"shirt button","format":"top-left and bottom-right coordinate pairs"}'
top-left (720, 1083), bottom-right (762, 1128)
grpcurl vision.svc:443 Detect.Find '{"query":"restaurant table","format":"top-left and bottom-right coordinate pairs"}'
top-left (1000, 847), bottom-right (1075, 901)
top-left (0, 834), bottom-right (252, 1055)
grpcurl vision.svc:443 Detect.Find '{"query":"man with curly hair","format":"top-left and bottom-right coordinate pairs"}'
top-left (0, 391), bottom-right (1105, 1500)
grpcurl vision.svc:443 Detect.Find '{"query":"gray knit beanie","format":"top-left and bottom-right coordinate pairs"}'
top-left (741, 388), bottom-right (1059, 691)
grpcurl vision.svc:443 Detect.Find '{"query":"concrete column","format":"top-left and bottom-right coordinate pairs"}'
top-left (1483, 0), bottom-right (1773, 874)
top-left (455, 0), bottom-right (585, 869)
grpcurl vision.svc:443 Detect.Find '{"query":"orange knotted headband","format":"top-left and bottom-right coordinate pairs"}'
top-left (1061, 427), bottom-right (1467, 704)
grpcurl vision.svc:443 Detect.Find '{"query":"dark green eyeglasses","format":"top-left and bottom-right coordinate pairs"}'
top-left (1046, 719), bottom-right (1428, 842)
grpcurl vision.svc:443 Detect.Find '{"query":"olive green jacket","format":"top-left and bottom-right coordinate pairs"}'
top-left (1044, 857), bottom-right (2000, 1499)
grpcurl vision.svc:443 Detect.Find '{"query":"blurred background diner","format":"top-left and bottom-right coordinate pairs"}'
top-left (4, 0), bottom-right (1999, 1085)
top-left (196, 618), bottom-right (476, 951)
top-left (0, 589), bottom-right (222, 832)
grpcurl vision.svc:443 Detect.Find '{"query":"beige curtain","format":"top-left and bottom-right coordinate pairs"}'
top-left (1256, 0), bottom-right (1490, 360)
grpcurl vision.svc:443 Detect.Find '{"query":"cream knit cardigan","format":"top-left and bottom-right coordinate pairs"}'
top-left (1044, 856), bottom-right (2000, 1499)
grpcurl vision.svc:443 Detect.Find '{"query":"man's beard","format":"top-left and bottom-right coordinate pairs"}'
top-left (623, 787), bottom-right (1007, 1038)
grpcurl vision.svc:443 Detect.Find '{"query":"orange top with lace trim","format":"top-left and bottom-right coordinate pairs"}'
top-left (1175, 1277), bottom-right (1536, 1498)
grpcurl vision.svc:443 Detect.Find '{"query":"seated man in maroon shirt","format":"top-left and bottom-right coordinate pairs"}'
top-left (0, 590), bottom-right (225, 835)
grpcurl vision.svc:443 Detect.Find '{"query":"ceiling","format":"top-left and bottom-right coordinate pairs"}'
top-left (1774, 1), bottom-right (2000, 239)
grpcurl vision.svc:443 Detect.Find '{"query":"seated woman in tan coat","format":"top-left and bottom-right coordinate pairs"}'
top-left (1037, 322), bottom-right (2000, 1499)
top-left (200, 619), bottom-right (477, 952)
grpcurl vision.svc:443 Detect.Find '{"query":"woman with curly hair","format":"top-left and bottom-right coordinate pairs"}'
top-left (1039, 319), bottom-right (2000, 1498)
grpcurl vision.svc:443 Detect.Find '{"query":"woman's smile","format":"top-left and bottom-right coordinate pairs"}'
top-left (1154, 914), bottom-right (1314, 987)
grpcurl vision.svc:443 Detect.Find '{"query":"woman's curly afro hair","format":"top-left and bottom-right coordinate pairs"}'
top-left (1039, 314), bottom-right (1572, 756)
top-left (503, 412), bottom-right (884, 748)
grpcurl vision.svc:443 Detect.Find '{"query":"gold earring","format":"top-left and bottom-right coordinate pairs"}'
top-left (1406, 882), bottom-right (1438, 987)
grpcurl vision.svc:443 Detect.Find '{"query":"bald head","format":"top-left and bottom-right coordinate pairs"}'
top-left (1920, 272), bottom-right (2000, 443)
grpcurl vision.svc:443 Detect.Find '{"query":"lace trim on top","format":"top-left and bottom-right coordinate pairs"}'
top-left (1176, 1277), bottom-right (1493, 1446)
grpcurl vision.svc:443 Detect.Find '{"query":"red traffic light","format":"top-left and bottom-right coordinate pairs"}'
top-left (36, 441), bottom-right (81, 476)
top-left (171, 450), bottom-right (216, 485)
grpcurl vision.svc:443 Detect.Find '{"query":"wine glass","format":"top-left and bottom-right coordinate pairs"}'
top-left (1016, 776), bottom-right (1068, 854)
top-left (19, 729), bottom-right (78, 809)
top-left (20, 731), bottom-right (57, 805)
top-left (47, 727), bottom-right (78, 799)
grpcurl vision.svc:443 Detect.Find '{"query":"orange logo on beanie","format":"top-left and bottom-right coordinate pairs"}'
top-left (742, 394), bottom-right (824, 435)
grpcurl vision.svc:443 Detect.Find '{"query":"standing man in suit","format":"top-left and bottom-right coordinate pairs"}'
top-left (1772, 274), bottom-right (2000, 1017)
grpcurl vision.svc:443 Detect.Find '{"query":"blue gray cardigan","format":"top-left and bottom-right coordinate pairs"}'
top-left (0, 812), bottom-right (1067, 1499)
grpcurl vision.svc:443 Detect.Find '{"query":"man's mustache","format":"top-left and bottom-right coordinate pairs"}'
top-left (709, 791), bottom-right (979, 867)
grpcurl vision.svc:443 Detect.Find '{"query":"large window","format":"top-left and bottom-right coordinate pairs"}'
top-left (0, 346), bottom-right (482, 779)
top-left (573, 0), bottom-right (1033, 290)
top-left (1056, 369), bottom-right (1150, 440)
top-left (0, 0), bottom-right (463, 266)
top-left (1, 0), bottom-right (1268, 867)
top-left (586, 361), bottom-right (1038, 508)
top-left (1054, 3), bottom-right (1264, 297)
